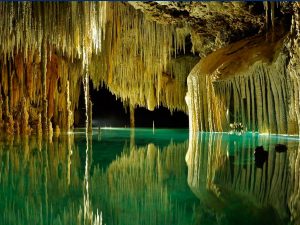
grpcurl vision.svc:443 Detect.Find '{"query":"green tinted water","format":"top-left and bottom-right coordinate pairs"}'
top-left (0, 129), bottom-right (299, 225)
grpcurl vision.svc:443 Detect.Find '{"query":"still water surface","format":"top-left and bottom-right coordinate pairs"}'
top-left (0, 128), bottom-right (299, 225)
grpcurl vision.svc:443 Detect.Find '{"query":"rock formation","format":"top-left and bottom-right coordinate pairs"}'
top-left (0, 2), bottom-right (298, 135)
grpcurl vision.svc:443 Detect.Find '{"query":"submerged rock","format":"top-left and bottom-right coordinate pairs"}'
top-left (275, 144), bottom-right (287, 153)
top-left (254, 146), bottom-right (268, 168)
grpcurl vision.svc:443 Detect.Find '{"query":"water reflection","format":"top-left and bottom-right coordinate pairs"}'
top-left (92, 141), bottom-right (194, 225)
top-left (0, 130), bottom-right (194, 225)
top-left (1, 130), bottom-right (300, 225)
top-left (0, 135), bottom-right (82, 224)
top-left (186, 132), bottom-right (300, 225)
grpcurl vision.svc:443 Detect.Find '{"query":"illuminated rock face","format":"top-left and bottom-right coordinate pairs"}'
top-left (185, 28), bottom-right (300, 134)
top-left (128, 2), bottom-right (265, 57)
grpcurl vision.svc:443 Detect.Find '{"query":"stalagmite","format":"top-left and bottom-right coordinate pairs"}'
top-left (41, 39), bottom-right (48, 133)
top-left (83, 71), bottom-right (92, 133)
top-left (66, 81), bottom-right (72, 133)
top-left (130, 104), bottom-right (135, 128)
top-left (20, 98), bottom-right (30, 135)
top-left (88, 100), bottom-right (92, 133)
top-left (6, 114), bottom-right (14, 135)
top-left (48, 119), bottom-right (53, 142)
top-left (55, 125), bottom-right (60, 138)
top-left (37, 114), bottom-right (42, 138)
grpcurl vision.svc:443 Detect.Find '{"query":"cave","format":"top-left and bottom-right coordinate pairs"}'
top-left (0, 2), bottom-right (300, 225)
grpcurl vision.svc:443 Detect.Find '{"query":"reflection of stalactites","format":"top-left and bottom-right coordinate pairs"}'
top-left (83, 130), bottom-right (91, 223)
top-left (83, 130), bottom-right (101, 224)
top-left (130, 128), bottom-right (135, 149)
top-left (23, 135), bottom-right (29, 162)
top-left (67, 133), bottom-right (73, 186)
top-left (43, 139), bottom-right (49, 224)
top-left (0, 95), bottom-right (3, 128)
top-left (100, 141), bottom-right (189, 225)
top-left (0, 132), bottom-right (84, 224)
top-left (186, 132), bottom-right (294, 222)
top-left (186, 132), bottom-right (225, 197)
top-left (288, 145), bottom-right (300, 224)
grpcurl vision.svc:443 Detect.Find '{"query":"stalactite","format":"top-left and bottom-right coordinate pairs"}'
top-left (89, 3), bottom-right (193, 112)
top-left (186, 29), bottom-right (299, 134)
top-left (287, 2), bottom-right (300, 136)
top-left (271, 2), bottom-right (275, 30)
top-left (0, 2), bottom-right (198, 134)
top-left (0, 2), bottom-right (108, 134)
top-left (6, 114), bottom-right (14, 135)
top-left (186, 71), bottom-right (225, 133)
top-left (264, 2), bottom-right (269, 30)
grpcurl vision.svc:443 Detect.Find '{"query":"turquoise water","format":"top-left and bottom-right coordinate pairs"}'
top-left (0, 129), bottom-right (299, 225)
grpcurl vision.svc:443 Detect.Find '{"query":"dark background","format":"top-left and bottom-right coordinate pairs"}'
top-left (76, 83), bottom-right (188, 128)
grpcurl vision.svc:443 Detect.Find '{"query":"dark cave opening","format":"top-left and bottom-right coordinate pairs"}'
top-left (75, 83), bottom-right (188, 128)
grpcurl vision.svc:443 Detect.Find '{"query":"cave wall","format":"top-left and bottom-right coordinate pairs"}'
top-left (0, 50), bottom-right (82, 135)
top-left (185, 3), bottom-right (300, 135)
top-left (185, 26), bottom-right (300, 135)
